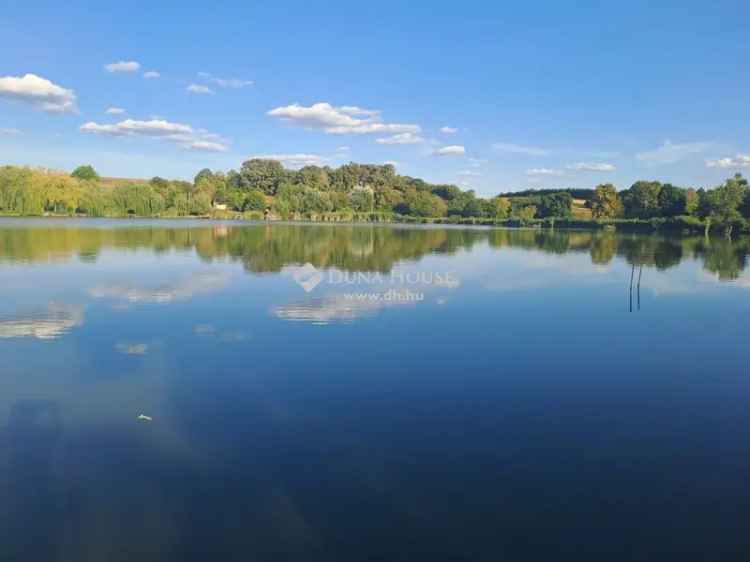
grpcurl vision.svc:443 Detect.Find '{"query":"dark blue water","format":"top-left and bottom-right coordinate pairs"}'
top-left (1, 219), bottom-right (749, 561)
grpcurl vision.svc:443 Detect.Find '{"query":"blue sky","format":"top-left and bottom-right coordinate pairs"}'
top-left (1, 0), bottom-right (748, 196)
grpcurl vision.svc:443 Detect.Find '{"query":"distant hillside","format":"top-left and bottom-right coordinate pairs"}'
top-left (100, 176), bottom-right (150, 186)
top-left (497, 188), bottom-right (596, 200)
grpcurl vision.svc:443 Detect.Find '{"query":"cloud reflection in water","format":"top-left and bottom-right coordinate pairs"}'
top-left (273, 289), bottom-right (422, 325)
top-left (0, 302), bottom-right (84, 340)
top-left (88, 271), bottom-right (231, 304)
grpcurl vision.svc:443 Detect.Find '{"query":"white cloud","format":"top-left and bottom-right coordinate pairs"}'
top-left (187, 84), bottom-right (214, 95)
top-left (705, 154), bottom-right (750, 169)
top-left (81, 119), bottom-right (193, 136)
top-left (337, 106), bottom-right (380, 117)
top-left (0, 128), bottom-right (21, 135)
top-left (493, 142), bottom-right (549, 156)
top-left (186, 140), bottom-right (229, 152)
top-left (104, 60), bottom-right (141, 73)
top-left (143, 71), bottom-right (160, 79)
top-left (375, 132), bottom-right (424, 145)
top-left (198, 72), bottom-right (253, 88)
top-left (249, 153), bottom-right (328, 168)
top-left (215, 78), bottom-right (252, 88)
top-left (433, 145), bottom-right (465, 156)
top-left (105, 106), bottom-right (126, 115)
top-left (330, 122), bottom-right (419, 135)
top-left (566, 162), bottom-right (616, 172)
top-left (267, 102), bottom-right (420, 136)
top-left (525, 168), bottom-right (564, 176)
top-left (80, 118), bottom-right (229, 152)
top-left (89, 272), bottom-right (231, 304)
top-left (636, 140), bottom-right (714, 165)
top-left (0, 73), bottom-right (77, 113)
top-left (467, 157), bottom-right (487, 168)
top-left (384, 160), bottom-right (399, 167)
top-left (458, 170), bottom-right (481, 177)
top-left (440, 126), bottom-right (458, 134)
top-left (336, 146), bottom-right (350, 152)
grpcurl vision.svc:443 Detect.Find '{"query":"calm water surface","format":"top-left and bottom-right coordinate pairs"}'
top-left (1, 219), bottom-right (749, 561)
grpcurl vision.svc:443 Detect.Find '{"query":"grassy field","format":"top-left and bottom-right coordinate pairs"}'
top-left (571, 198), bottom-right (593, 219)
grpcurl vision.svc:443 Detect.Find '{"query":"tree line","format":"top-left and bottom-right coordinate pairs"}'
top-left (0, 159), bottom-right (558, 221)
top-left (590, 175), bottom-right (750, 237)
top-left (0, 159), bottom-right (749, 236)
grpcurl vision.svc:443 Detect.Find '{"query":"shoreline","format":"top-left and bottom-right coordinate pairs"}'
top-left (0, 213), bottom-right (740, 236)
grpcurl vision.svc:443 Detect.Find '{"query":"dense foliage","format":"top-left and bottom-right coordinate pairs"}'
top-left (496, 188), bottom-right (595, 200)
top-left (1, 161), bottom-right (749, 236)
top-left (0, 161), bottom-right (538, 221)
top-left (71, 165), bottom-right (100, 182)
top-left (599, 174), bottom-right (749, 237)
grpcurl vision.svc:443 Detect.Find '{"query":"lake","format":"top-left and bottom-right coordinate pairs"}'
top-left (1, 218), bottom-right (748, 561)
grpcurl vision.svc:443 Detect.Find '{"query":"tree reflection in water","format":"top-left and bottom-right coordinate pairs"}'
top-left (1, 222), bottom-right (749, 282)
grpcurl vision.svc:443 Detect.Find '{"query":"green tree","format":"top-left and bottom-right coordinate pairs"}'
top-left (110, 184), bottom-right (165, 216)
top-left (0, 166), bottom-right (33, 213)
top-left (701, 175), bottom-right (747, 237)
top-left (431, 184), bottom-right (462, 201)
top-left (193, 169), bottom-right (227, 206)
top-left (350, 188), bottom-right (375, 212)
top-left (591, 184), bottom-right (622, 218)
top-left (658, 184), bottom-right (687, 217)
top-left (538, 193), bottom-right (572, 218)
top-left (375, 188), bottom-right (403, 211)
top-left (462, 198), bottom-right (484, 218)
top-left (190, 192), bottom-right (212, 215)
top-left (494, 197), bottom-right (511, 219)
top-left (193, 168), bottom-right (214, 186)
top-left (302, 189), bottom-right (333, 213)
top-left (445, 190), bottom-right (476, 217)
top-left (397, 189), bottom-right (447, 217)
top-left (515, 205), bottom-right (537, 221)
top-left (226, 189), bottom-right (246, 211)
top-left (294, 166), bottom-right (330, 191)
top-left (479, 199), bottom-right (498, 218)
top-left (71, 165), bottom-right (100, 182)
top-left (685, 188), bottom-right (699, 215)
top-left (238, 159), bottom-right (287, 195)
top-left (273, 183), bottom-right (305, 214)
top-left (243, 190), bottom-right (267, 211)
top-left (623, 181), bottom-right (662, 218)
